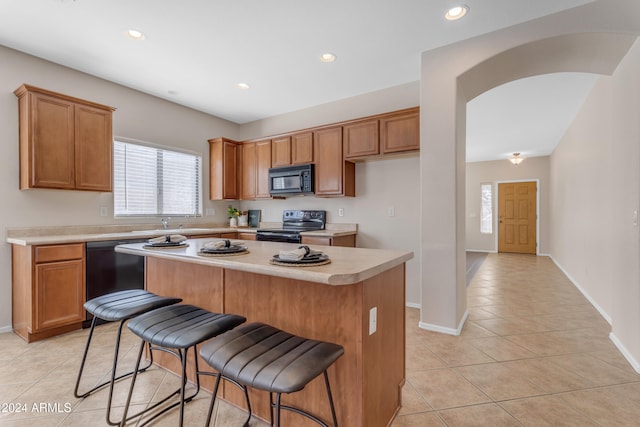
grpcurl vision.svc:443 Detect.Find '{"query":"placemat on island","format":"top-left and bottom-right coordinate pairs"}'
top-left (143, 243), bottom-right (189, 250)
top-left (269, 258), bottom-right (331, 267)
top-left (197, 249), bottom-right (249, 257)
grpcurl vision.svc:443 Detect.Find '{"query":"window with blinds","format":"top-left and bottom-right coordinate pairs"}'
top-left (113, 140), bottom-right (202, 217)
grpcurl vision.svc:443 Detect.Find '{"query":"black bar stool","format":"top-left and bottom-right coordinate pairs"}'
top-left (119, 304), bottom-right (246, 427)
top-left (199, 322), bottom-right (344, 427)
top-left (74, 289), bottom-right (182, 425)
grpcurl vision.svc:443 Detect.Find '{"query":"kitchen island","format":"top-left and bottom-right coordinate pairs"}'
top-left (116, 238), bottom-right (412, 427)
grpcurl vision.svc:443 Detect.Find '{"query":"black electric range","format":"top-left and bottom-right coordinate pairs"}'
top-left (256, 210), bottom-right (326, 243)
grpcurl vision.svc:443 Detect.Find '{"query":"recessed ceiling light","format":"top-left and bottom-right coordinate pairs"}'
top-left (126, 29), bottom-right (145, 40)
top-left (445, 5), bottom-right (469, 21)
top-left (236, 83), bottom-right (250, 90)
top-left (320, 53), bottom-right (337, 63)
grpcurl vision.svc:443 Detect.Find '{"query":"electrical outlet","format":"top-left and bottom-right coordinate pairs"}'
top-left (205, 208), bottom-right (215, 216)
top-left (388, 207), bottom-right (395, 217)
top-left (99, 206), bottom-right (108, 217)
top-left (369, 307), bottom-right (377, 335)
top-left (338, 208), bottom-right (344, 217)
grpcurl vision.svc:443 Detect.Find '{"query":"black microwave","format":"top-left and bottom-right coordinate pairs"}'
top-left (268, 164), bottom-right (314, 196)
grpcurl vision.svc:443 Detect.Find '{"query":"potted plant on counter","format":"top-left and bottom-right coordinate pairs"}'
top-left (227, 205), bottom-right (240, 227)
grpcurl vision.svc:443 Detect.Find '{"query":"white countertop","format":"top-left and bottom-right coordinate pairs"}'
top-left (116, 238), bottom-right (412, 286)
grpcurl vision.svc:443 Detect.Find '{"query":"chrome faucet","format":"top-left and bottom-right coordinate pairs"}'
top-left (161, 217), bottom-right (170, 229)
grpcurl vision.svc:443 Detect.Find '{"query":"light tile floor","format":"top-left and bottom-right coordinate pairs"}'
top-left (0, 253), bottom-right (639, 426)
top-left (396, 253), bottom-right (640, 427)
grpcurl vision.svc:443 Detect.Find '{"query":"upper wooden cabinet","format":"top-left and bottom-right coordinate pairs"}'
top-left (270, 132), bottom-right (314, 167)
top-left (344, 119), bottom-right (379, 159)
top-left (209, 137), bottom-right (240, 200)
top-left (239, 139), bottom-right (272, 200)
top-left (291, 131), bottom-right (314, 164)
top-left (380, 108), bottom-right (420, 154)
top-left (214, 107), bottom-right (417, 199)
top-left (255, 140), bottom-right (272, 198)
top-left (344, 108), bottom-right (419, 160)
top-left (239, 142), bottom-right (256, 200)
top-left (14, 84), bottom-right (115, 192)
top-left (271, 136), bottom-right (291, 167)
top-left (313, 126), bottom-right (355, 197)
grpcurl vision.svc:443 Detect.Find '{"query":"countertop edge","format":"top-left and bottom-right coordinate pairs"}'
top-left (6, 228), bottom-right (357, 246)
top-left (115, 241), bottom-right (413, 286)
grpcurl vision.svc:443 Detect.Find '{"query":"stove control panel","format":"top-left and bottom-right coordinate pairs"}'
top-left (283, 210), bottom-right (325, 220)
top-left (282, 210), bottom-right (326, 230)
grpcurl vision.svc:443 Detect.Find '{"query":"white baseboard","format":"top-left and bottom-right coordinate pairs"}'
top-left (549, 256), bottom-right (612, 325)
top-left (609, 332), bottom-right (640, 374)
top-left (406, 302), bottom-right (421, 309)
top-left (465, 249), bottom-right (497, 253)
top-left (419, 310), bottom-right (469, 336)
top-left (548, 256), bottom-right (640, 373)
top-left (0, 325), bottom-right (13, 334)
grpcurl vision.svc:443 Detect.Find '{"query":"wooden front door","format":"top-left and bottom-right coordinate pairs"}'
top-left (498, 181), bottom-right (537, 254)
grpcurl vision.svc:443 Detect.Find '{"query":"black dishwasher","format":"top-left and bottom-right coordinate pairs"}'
top-left (84, 239), bottom-right (147, 327)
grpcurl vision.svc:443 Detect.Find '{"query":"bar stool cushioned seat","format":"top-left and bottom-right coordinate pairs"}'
top-left (120, 304), bottom-right (246, 427)
top-left (199, 322), bottom-right (344, 427)
top-left (74, 289), bottom-right (182, 426)
top-left (84, 289), bottom-right (181, 322)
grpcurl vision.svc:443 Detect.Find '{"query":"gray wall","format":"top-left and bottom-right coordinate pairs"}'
top-left (0, 45), bottom-right (423, 331)
top-left (0, 45), bottom-right (240, 330)
top-left (550, 39), bottom-right (640, 368)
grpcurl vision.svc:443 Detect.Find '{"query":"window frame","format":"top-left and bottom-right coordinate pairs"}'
top-left (113, 138), bottom-right (203, 218)
top-left (480, 182), bottom-right (493, 234)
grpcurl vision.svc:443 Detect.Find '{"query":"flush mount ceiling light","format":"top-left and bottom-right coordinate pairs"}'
top-left (445, 5), bottom-right (469, 21)
top-left (509, 152), bottom-right (524, 165)
top-left (126, 29), bottom-right (145, 40)
top-left (236, 83), bottom-right (250, 90)
top-left (319, 53), bottom-right (337, 63)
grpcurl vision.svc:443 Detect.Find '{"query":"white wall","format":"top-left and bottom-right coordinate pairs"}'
top-left (466, 157), bottom-right (550, 254)
top-left (550, 39), bottom-right (640, 369)
top-left (0, 45), bottom-right (240, 330)
top-left (419, 0), bottom-right (639, 346)
top-left (550, 75), bottom-right (615, 317)
top-left (241, 156), bottom-right (422, 305)
top-left (238, 82), bottom-right (422, 305)
top-left (0, 45), bottom-right (423, 331)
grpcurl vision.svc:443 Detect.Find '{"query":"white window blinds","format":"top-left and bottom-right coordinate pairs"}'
top-left (113, 140), bottom-right (202, 217)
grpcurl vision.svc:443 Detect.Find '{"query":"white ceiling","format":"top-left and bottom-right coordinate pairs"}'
top-left (466, 72), bottom-right (599, 162)
top-left (0, 0), bottom-right (599, 161)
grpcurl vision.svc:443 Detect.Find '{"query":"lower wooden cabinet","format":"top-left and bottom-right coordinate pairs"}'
top-left (12, 243), bottom-right (86, 342)
top-left (301, 234), bottom-right (356, 247)
top-left (237, 232), bottom-right (256, 240)
top-left (191, 233), bottom-right (239, 239)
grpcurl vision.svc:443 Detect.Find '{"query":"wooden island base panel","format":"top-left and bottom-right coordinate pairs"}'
top-left (117, 239), bottom-right (412, 427)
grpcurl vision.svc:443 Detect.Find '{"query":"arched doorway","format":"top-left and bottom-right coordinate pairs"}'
top-left (418, 27), bottom-right (637, 335)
